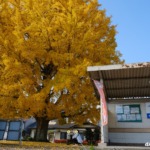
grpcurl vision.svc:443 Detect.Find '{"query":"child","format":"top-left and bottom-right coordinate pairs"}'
top-left (72, 130), bottom-right (83, 145)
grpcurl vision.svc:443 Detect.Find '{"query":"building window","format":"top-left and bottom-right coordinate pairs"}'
top-left (60, 132), bottom-right (67, 139)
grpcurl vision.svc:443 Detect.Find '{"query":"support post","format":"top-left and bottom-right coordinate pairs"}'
top-left (19, 119), bottom-right (23, 146)
top-left (100, 101), bottom-right (104, 143)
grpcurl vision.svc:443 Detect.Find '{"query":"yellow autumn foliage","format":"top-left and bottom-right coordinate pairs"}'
top-left (0, 0), bottom-right (123, 125)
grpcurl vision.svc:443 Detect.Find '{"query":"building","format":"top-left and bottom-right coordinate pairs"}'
top-left (87, 62), bottom-right (150, 145)
top-left (29, 121), bottom-right (100, 143)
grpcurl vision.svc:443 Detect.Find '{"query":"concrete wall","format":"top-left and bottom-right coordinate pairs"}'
top-left (109, 133), bottom-right (150, 144)
top-left (108, 102), bottom-right (150, 144)
top-left (102, 124), bottom-right (108, 143)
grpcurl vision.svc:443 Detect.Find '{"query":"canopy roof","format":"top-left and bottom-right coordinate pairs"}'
top-left (29, 122), bottom-right (99, 129)
top-left (87, 62), bottom-right (150, 100)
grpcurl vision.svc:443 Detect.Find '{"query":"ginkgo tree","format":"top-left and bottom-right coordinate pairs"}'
top-left (0, 0), bottom-right (123, 141)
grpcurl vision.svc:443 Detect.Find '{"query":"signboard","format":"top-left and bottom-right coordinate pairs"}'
top-left (0, 121), bottom-right (7, 130)
top-left (116, 104), bottom-right (142, 122)
top-left (0, 121), bottom-right (7, 140)
top-left (7, 121), bottom-right (21, 140)
top-left (116, 105), bottom-right (124, 114)
top-left (93, 80), bottom-right (108, 126)
top-left (7, 131), bottom-right (20, 140)
top-left (146, 103), bottom-right (150, 118)
top-left (9, 121), bottom-right (21, 131)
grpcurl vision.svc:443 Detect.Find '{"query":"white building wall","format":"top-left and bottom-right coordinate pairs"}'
top-left (108, 103), bottom-right (150, 128)
top-left (30, 129), bottom-right (36, 138)
top-left (103, 124), bottom-right (108, 143)
top-left (108, 102), bottom-right (150, 143)
top-left (55, 132), bottom-right (60, 140)
top-left (109, 133), bottom-right (150, 144)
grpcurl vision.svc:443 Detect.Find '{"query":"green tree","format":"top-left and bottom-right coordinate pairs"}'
top-left (0, 0), bottom-right (123, 141)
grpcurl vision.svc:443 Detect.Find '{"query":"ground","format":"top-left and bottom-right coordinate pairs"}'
top-left (0, 141), bottom-right (150, 150)
top-left (0, 141), bottom-right (89, 150)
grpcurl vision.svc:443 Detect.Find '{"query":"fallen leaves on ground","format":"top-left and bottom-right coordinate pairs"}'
top-left (0, 140), bottom-right (88, 150)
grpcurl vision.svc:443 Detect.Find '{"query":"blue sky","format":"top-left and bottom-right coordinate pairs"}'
top-left (98, 0), bottom-right (150, 63)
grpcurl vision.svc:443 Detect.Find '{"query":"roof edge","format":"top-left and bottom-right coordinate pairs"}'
top-left (87, 62), bottom-right (150, 72)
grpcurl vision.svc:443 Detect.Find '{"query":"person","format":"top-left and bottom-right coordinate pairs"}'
top-left (66, 130), bottom-right (72, 145)
top-left (72, 130), bottom-right (83, 145)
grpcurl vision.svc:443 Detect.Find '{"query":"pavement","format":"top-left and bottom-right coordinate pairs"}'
top-left (1, 141), bottom-right (150, 150)
top-left (94, 145), bottom-right (150, 150)
top-left (0, 145), bottom-right (150, 150)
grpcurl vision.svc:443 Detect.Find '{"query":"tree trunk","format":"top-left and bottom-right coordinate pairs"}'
top-left (34, 117), bottom-right (49, 141)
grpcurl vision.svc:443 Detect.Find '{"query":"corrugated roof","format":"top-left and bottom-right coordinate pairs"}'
top-left (87, 62), bottom-right (150, 100)
top-left (29, 122), bottom-right (98, 129)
